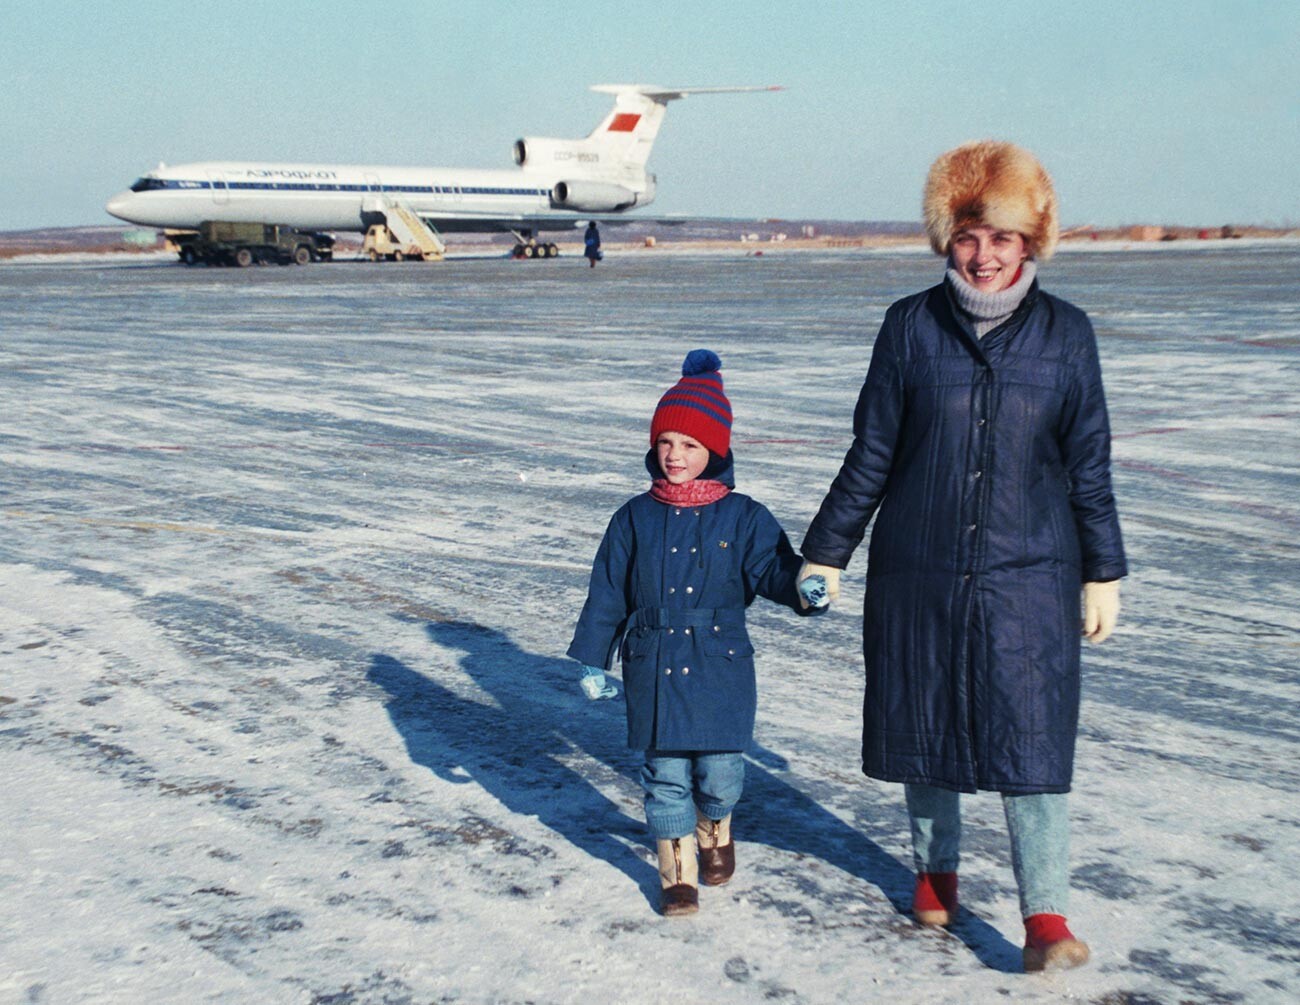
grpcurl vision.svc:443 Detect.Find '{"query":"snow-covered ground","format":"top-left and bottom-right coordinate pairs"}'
top-left (2, 245), bottom-right (1297, 1004)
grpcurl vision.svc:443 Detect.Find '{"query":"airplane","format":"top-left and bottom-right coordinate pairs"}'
top-left (105, 84), bottom-right (780, 258)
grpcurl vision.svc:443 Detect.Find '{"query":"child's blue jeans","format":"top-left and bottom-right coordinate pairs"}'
top-left (641, 750), bottom-right (744, 839)
top-left (904, 782), bottom-right (1070, 918)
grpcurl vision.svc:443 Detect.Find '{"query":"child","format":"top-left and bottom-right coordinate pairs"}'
top-left (568, 349), bottom-right (824, 916)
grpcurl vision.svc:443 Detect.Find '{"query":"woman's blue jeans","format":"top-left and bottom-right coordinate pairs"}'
top-left (641, 750), bottom-right (744, 839)
top-left (904, 782), bottom-right (1070, 918)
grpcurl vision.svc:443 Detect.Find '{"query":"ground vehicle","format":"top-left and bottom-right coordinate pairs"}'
top-left (171, 221), bottom-right (334, 266)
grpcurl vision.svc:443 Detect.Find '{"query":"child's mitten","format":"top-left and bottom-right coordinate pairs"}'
top-left (579, 664), bottom-right (618, 700)
top-left (798, 574), bottom-right (830, 611)
top-left (797, 561), bottom-right (841, 609)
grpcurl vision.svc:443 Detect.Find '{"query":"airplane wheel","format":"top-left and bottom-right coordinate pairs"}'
top-left (368, 250), bottom-right (380, 262)
top-left (234, 248), bottom-right (254, 268)
top-left (393, 250), bottom-right (405, 262)
top-left (527, 245), bottom-right (539, 259)
top-left (293, 245), bottom-right (312, 266)
top-left (548, 243), bottom-right (559, 257)
top-left (511, 245), bottom-right (526, 259)
top-left (180, 248), bottom-right (197, 265)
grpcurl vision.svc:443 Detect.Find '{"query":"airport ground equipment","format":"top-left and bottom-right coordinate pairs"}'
top-left (171, 221), bottom-right (335, 266)
top-left (361, 201), bottom-right (446, 261)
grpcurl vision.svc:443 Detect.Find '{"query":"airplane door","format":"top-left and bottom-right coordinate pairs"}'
top-left (206, 170), bottom-right (229, 206)
top-left (364, 172), bottom-right (382, 195)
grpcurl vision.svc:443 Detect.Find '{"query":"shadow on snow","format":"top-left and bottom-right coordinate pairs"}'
top-left (367, 618), bottom-right (1020, 972)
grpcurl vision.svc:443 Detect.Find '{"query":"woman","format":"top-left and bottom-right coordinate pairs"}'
top-left (583, 221), bottom-right (602, 267)
top-left (799, 141), bottom-right (1126, 972)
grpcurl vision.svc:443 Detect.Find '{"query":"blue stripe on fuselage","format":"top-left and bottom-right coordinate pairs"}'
top-left (153, 179), bottom-right (550, 196)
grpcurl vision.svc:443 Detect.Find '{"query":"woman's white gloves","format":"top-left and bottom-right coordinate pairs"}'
top-left (798, 562), bottom-right (841, 610)
top-left (1082, 580), bottom-right (1121, 643)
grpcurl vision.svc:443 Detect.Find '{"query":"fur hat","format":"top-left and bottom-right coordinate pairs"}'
top-left (923, 141), bottom-right (1059, 262)
top-left (650, 349), bottom-right (732, 458)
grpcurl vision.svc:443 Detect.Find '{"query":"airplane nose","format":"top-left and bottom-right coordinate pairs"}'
top-left (105, 191), bottom-right (133, 221)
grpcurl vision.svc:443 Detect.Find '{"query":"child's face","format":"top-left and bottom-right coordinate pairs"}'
top-left (656, 431), bottom-right (709, 484)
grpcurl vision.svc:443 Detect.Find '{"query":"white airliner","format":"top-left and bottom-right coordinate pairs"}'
top-left (105, 84), bottom-right (779, 248)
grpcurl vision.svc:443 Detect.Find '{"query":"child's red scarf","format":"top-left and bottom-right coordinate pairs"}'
top-left (650, 479), bottom-right (731, 507)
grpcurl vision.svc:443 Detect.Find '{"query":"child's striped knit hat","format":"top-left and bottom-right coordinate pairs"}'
top-left (650, 349), bottom-right (732, 458)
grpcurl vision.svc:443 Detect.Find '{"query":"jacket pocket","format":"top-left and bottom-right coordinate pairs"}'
top-left (703, 635), bottom-right (755, 661)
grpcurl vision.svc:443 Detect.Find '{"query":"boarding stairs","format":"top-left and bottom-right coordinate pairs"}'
top-left (384, 200), bottom-right (446, 260)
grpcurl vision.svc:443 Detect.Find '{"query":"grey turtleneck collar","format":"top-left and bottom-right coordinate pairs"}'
top-left (946, 258), bottom-right (1037, 339)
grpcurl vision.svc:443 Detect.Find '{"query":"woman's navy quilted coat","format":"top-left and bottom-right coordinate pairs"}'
top-left (802, 280), bottom-right (1127, 794)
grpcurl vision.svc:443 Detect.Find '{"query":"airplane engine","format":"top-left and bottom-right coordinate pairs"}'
top-left (550, 180), bottom-right (638, 212)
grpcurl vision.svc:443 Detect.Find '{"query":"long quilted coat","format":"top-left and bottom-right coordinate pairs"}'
top-left (569, 456), bottom-right (807, 752)
top-left (802, 279), bottom-right (1127, 794)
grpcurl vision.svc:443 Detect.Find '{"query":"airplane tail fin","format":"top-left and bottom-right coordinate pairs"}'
top-left (513, 85), bottom-right (781, 193)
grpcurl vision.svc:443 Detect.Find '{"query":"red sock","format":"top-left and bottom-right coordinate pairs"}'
top-left (1024, 913), bottom-right (1075, 948)
top-left (914, 872), bottom-right (958, 913)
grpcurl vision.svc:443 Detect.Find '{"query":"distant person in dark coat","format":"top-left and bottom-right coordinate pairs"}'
top-left (569, 349), bottom-right (823, 916)
top-left (583, 221), bottom-right (602, 267)
top-left (798, 142), bottom-right (1126, 972)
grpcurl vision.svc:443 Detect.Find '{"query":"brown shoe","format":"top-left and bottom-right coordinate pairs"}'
top-left (657, 835), bottom-right (699, 916)
top-left (1023, 914), bottom-right (1090, 972)
top-left (695, 811), bottom-right (735, 886)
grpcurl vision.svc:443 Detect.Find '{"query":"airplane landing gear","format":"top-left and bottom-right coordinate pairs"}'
top-left (510, 233), bottom-right (558, 260)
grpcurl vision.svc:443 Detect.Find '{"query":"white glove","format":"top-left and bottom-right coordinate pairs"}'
top-left (1082, 580), bottom-right (1120, 643)
top-left (579, 664), bottom-right (618, 700)
top-left (798, 561), bottom-right (841, 610)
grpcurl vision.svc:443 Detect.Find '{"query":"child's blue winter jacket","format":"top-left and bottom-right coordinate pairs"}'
top-left (568, 456), bottom-right (806, 751)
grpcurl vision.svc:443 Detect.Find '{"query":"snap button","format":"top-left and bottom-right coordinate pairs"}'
top-left (671, 546), bottom-right (677, 553)
top-left (727, 649), bottom-right (735, 656)
top-left (682, 666), bottom-right (690, 673)
top-left (974, 470), bottom-right (983, 479)
top-left (668, 587), bottom-right (676, 594)
top-left (685, 586), bottom-right (694, 594)
top-left (713, 625), bottom-right (720, 632)
top-left (690, 547), bottom-right (697, 553)
top-left (665, 668), bottom-right (672, 675)
top-left (977, 418), bottom-right (986, 426)
top-left (675, 508), bottom-right (681, 515)
top-left (668, 628), bottom-right (674, 635)
top-left (684, 628), bottom-right (691, 636)
top-left (968, 524), bottom-right (977, 532)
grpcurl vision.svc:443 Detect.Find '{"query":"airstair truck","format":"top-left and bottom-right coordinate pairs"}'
top-left (172, 221), bottom-right (335, 266)
top-left (362, 202), bottom-right (446, 261)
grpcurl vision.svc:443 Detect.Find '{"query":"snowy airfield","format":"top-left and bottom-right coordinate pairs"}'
top-left (2, 242), bottom-right (1298, 1004)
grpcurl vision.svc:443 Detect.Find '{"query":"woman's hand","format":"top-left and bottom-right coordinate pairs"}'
top-left (1082, 581), bottom-right (1121, 643)
top-left (798, 561), bottom-right (841, 609)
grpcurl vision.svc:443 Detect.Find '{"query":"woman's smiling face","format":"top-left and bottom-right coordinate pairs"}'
top-left (950, 224), bottom-right (1028, 293)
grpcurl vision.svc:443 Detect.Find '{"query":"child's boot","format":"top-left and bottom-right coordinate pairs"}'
top-left (912, 871), bottom-right (958, 927)
top-left (656, 835), bottom-right (699, 916)
top-left (1023, 913), bottom-right (1090, 972)
top-left (695, 810), bottom-right (735, 886)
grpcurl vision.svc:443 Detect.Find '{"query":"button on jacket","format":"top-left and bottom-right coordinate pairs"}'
top-left (569, 464), bottom-right (806, 752)
top-left (802, 280), bottom-right (1127, 794)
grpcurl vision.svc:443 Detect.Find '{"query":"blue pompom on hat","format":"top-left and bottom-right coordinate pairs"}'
top-left (650, 349), bottom-right (733, 457)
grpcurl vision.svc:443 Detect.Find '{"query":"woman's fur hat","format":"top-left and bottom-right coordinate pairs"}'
top-left (923, 141), bottom-right (1059, 262)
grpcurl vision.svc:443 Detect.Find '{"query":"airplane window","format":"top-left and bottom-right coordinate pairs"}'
top-left (129, 177), bottom-right (164, 192)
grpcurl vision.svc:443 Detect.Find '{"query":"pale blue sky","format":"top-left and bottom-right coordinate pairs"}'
top-left (3, 1), bottom-right (1297, 230)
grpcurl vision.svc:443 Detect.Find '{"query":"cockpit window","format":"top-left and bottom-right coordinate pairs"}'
top-left (130, 177), bottom-right (166, 192)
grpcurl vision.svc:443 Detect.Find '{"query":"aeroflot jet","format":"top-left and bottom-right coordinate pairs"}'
top-left (106, 84), bottom-right (778, 252)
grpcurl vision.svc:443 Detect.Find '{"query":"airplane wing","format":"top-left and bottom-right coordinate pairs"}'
top-left (413, 210), bottom-right (687, 235)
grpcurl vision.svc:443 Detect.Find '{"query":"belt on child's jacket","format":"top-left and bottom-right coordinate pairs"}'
top-left (605, 606), bottom-right (746, 670)
top-left (626, 606), bottom-right (745, 631)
